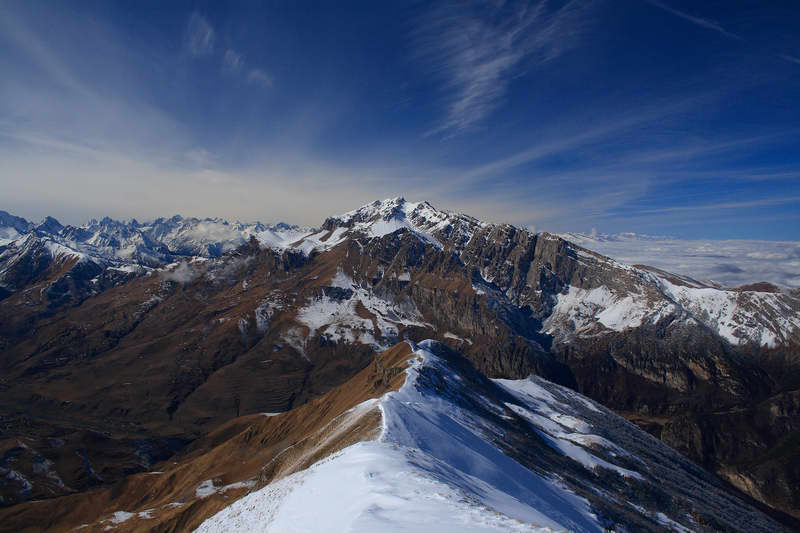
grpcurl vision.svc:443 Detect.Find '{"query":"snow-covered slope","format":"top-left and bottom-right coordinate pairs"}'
top-left (539, 242), bottom-right (800, 348)
top-left (318, 199), bottom-right (800, 348)
top-left (195, 341), bottom-right (786, 533)
top-left (0, 210), bottom-right (33, 246)
top-left (294, 269), bottom-right (429, 351)
top-left (324, 197), bottom-right (483, 249)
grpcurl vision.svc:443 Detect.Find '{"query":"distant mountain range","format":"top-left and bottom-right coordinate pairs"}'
top-left (3, 205), bottom-right (798, 290)
top-left (1, 198), bottom-right (799, 531)
top-left (0, 209), bottom-right (307, 265)
top-left (2, 199), bottom-right (797, 346)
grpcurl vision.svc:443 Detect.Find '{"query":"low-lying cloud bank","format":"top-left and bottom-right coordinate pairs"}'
top-left (160, 261), bottom-right (197, 284)
top-left (561, 233), bottom-right (800, 288)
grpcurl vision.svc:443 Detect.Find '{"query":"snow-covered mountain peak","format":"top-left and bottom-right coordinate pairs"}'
top-left (0, 210), bottom-right (33, 233)
top-left (333, 197), bottom-right (435, 224)
top-left (325, 197), bottom-right (483, 249)
top-left (0, 211), bottom-right (33, 245)
top-left (35, 215), bottom-right (64, 234)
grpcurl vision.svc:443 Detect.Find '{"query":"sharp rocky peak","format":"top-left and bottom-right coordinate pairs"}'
top-left (35, 216), bottom-right (64, 234)
top-left (333, 197), bottom-right (435, 222)
top-left (322, 197), bottom-right (486, 248)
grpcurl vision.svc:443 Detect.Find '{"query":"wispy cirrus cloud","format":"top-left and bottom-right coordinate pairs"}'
top-left (223, 49), bottom-right (243, 72)
top-left (643, 0), bottom-right (741, 40)
top-left (0, 8), bottom-right (95, 99)
top-left (185, 16), bottom-right (273, 88)
top-left (247, 68), bottom-right (273, 88)
top-left (448, 93), bottom-right (713, 186)
top-left (644, 1), bottom-right (800, 67)
top-left (185, 13), bottom-right (215, 55)
top-left (780, 54), bottom-right (800, 65)
top-left (619, 195), bottom-right (800, 215)
top-left (414, 0), bottom-right (590, 136)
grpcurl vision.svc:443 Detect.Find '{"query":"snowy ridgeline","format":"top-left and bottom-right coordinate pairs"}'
top-left (194, 341), bottom-right (779, 533)
top-left (194, 341), bottom-right (600, 533)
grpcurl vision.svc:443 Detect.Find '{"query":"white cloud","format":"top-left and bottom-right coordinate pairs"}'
top-left (414, 0), bottom-right (589, 136)
top-left (223, 49), bottom-right (274, 87)
top-left (0, 129), bottom-right (398, 227)
top-left (223, 49), bottom-right (243, 71)
top-left (161, 261), bottom-right (197, 284)
top-left (562, 232), bottom-right (800, 288)
top-left (184, 147), bottom-right (215, 168)
top-left (186, 13), bottom-right (215, 55)
top-left (247, 68), bottom-right (273, 88)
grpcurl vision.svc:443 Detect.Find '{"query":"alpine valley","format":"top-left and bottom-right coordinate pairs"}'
top-left (1, 198), bottom-right (799, 532)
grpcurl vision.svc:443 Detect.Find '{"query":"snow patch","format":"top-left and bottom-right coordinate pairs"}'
top-left (544, 285), bottom-right (668, 336)
top-left (295, 270), bottom-right (428, 350)
top-left (196, 479), bottom-right (256, 499)
top-left (103, 511), bottom-right (135, 525)
top-left (444, 331), bottom-right (473, 345)
top-left (657, 278), bottom-right (800, 347)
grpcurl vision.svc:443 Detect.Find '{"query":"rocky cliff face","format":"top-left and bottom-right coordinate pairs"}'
top-left (1, 198), bottom-right (798, 524)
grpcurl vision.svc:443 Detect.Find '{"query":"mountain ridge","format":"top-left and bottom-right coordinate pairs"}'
top-left (2, 198), bottom-right (796, 289)
top-left (1, 341), bottom-right (791, 532)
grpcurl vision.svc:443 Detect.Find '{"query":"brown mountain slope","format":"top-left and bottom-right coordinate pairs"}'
top-left (0, 343), bottom-right (413, 533)
top-left (4, 340), bottom-right (795, 533)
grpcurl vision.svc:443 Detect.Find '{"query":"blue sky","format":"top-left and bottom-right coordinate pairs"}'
top-left (1, 0), bottom-right (799, 239)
